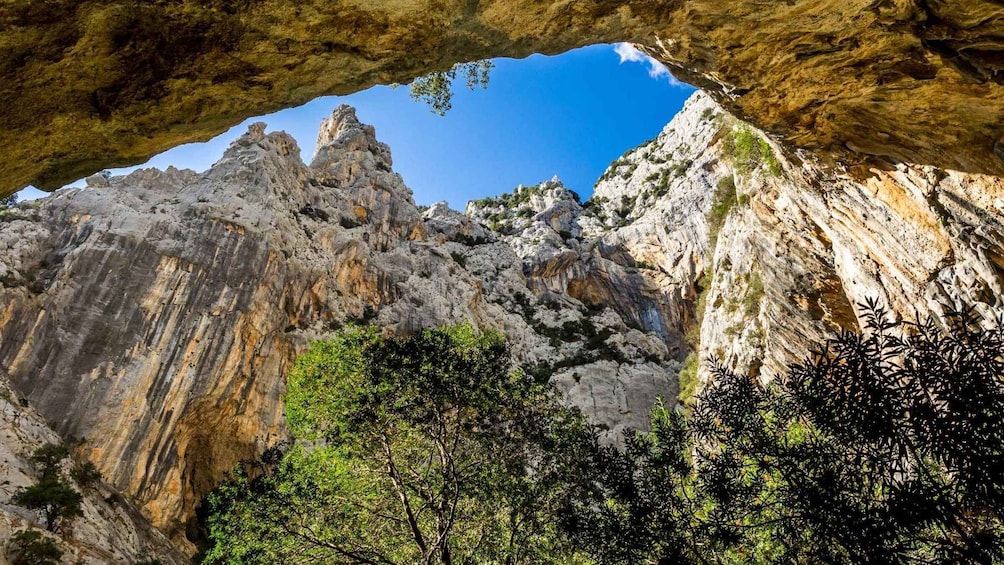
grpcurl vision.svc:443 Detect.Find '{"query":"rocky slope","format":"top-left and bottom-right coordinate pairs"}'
top-left (583, 92), bottom-right (1004, 389)
top-left (0, 90), bottom-right (1002, 559)
top-left (2, 0), bottom-right (1003, 195)
top-left (0, 378), bottom-right (186, 564)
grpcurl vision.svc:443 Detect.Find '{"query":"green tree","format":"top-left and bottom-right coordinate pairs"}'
top-left (5, 530), bottom-right (62, 565)
top-left (203, 325), bottom-right (595, 564)
top-left (11, 444), bottom-right (84, 533)
top-left (409, 60), bottom-right (493, 116)
top-left (564, 301), bottom-right (1004, 563)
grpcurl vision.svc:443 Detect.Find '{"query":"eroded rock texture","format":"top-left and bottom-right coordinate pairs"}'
top-left (0, 108), bottom-right (684, 546)
top-left (0, 92), bottom-right (1002, 557)
top-left (0, 378), bottom-right (186, 564)
top-left (587, 92), bottom-right (1004, 387)
top-left (2, 0), bottom-right (1002, 195)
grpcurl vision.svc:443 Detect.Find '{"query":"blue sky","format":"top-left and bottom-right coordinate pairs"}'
top-left (21, 44), bottom-right (694, 208)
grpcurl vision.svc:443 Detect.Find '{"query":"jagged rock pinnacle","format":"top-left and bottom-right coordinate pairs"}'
top-left (315, 105), bottom-right (363, 149)
top-left (311, 105), bottom-right (393, 171)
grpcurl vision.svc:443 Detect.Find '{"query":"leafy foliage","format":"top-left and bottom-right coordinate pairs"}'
top-left (11, 444), bottom-right (83, 533)
top-left (203, 325), bottom-right (596, 564)
top-left (203, 305), bottom-right (1004, 563)
top-left (723, 125), bottom-right (782, 177)
top-left (565, 302), bottom-right (1004, 563)
top-left (5, 530), bottom-right (62, 565)
top-left (0, 193), bottom-right (17, 210)
top-left (409, 60), bottom-right (494, 116)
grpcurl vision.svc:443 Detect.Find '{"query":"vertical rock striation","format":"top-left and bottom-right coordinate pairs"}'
top-left (586, 92), bottom-right (1004, 386)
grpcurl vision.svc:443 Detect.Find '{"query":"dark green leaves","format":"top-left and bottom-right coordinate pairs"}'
top-left (205, 306), bottom-right (1004, 563)
top-left (409, 60), bottom-right (494, 116)
top-left (11, 443), bottom-right (83, 533)
top-left (566, 303), bottom-right (1004, 564)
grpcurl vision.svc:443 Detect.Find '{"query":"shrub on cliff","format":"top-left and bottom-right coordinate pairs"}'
top-left (723, 124), bottom-right (782, 177)
top-left (203, 325), bottom-right (597, 564)
top-left (564, 301), bottom-right (1004, 563)
top-left (11, 444), bottom-right (83, 533)
top-left (5, 530), bottom-right (62, 565)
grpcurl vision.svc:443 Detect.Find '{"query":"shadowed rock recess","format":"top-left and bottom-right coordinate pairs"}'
top-left (1, 93), bottom-right (1002, 560)
top-left (2, 0), bottom-right (1003, 195)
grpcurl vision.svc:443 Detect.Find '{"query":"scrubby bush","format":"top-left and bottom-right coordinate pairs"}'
top-left (723, 124), bottom-right (783, 177)
top-left (6, 530), bottom-right (62, 565)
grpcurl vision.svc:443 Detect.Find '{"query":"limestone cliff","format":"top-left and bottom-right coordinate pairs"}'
top-left (583, 92), bottom-right (1004, 388)
top-left (2, 0), bottom-right (1002, 195)
top-left (0, 108), bottom-right (681, 548)
top-left (1, 91), bottom-right (1002, 559)
top-left (0, 377), bottom-right (186, 564)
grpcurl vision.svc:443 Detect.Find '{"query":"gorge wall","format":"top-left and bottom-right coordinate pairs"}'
top-left (2, 0), bottom-right (1003, 196)
top-left (0, 91), bottom-right (1002, 560)
top-left (587, 94), bottom-right (1004, 387)
top-left (0, 377), bottom-right (187, 564)
top-left (0, 106), bottom-right (685, 551)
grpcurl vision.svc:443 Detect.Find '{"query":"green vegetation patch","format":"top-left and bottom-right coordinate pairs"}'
top-left (6, 530), bottom-right (62, 565)
top-left (675, 352), bottom-right (700, 407)
top-left (678, 269), bottom-right (713, 407)
top-left (409, 60), bottom-right (493, 116)
top-left (204, 325), bottom-right (597, 564)
top-left (723, 124), bottom-right (783, 177)
top-left (707, 175), bottom-right (738, 251)
top-left (565, 305), bottom-right (1004, 564)
top-left (200, 310), bottom-right (1004, 564)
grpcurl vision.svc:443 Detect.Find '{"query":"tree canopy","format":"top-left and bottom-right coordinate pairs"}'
top-left (564, 301), bottom-right (1004, 564)
top-left (203, 325), bottom-right (595, 564)
top-left (202, 304), bottom-right (1004, 563)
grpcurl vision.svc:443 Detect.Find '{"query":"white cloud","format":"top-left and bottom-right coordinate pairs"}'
top-left (613, 43), bottom-right (684, 86)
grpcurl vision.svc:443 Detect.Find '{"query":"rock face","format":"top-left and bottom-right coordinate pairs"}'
top-left (585, 92), bottom-right (1004, 388)
top-left (700, 140), bottom-right (1004, 384)
top-left (0, 91), bottom-right (1002, 558)
top-left (0, 107), bottom-right (682, 547)
top-left (2, 0), bottom-right (1003, 195)
top-left (0, 378), bottom-right (186, 564)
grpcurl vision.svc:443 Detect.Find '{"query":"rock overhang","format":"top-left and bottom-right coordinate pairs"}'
top-left (1, 0), bottom-right (1003, 197)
